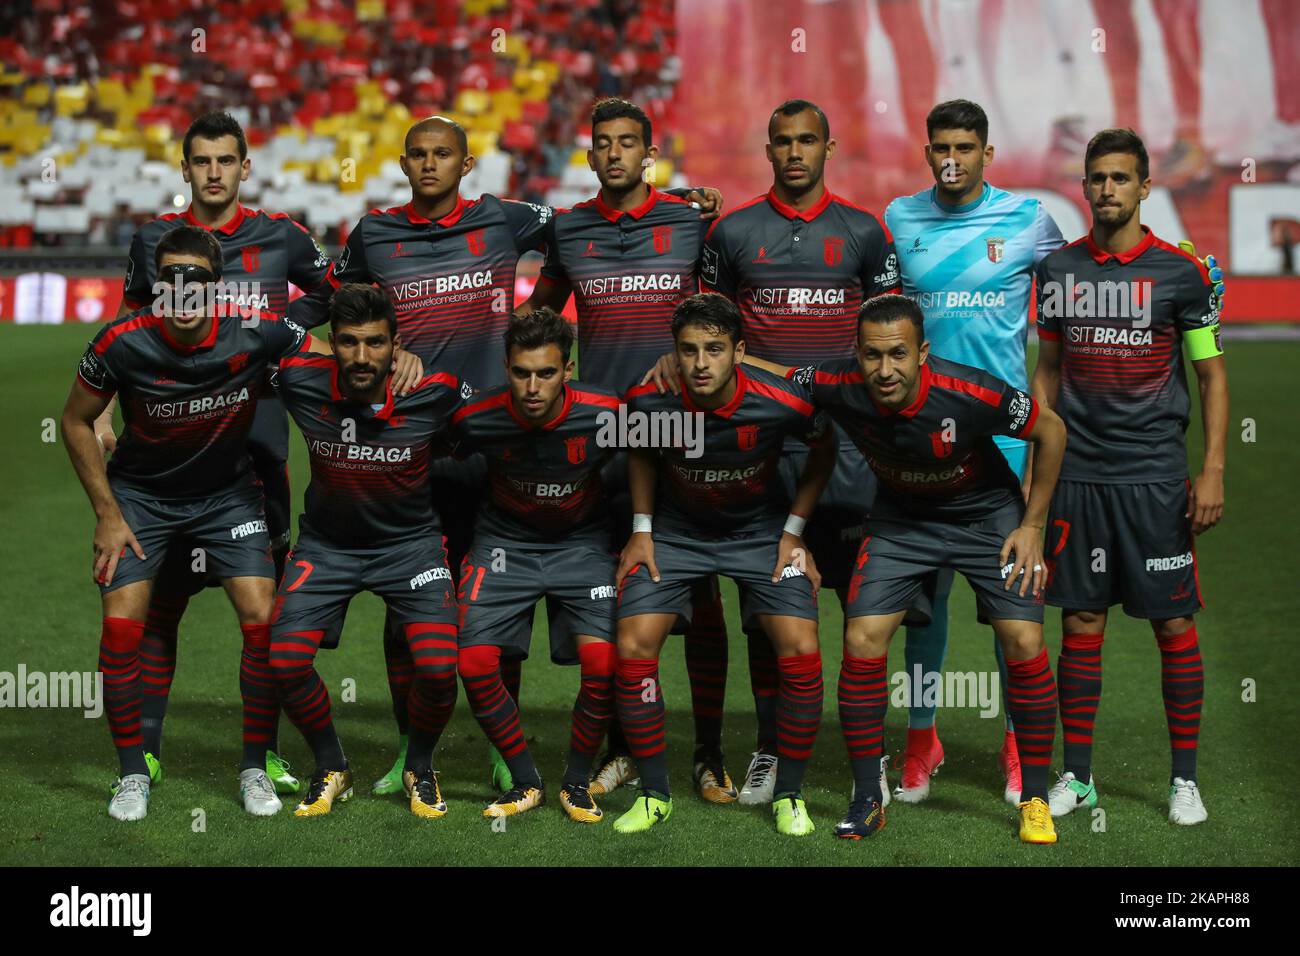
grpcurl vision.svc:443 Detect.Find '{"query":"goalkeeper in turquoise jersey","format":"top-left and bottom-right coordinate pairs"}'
top-left (884, 99), bottom-right (1224, 807)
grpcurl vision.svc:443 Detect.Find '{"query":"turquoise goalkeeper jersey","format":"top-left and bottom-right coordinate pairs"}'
top-left (885, 182), bottom-right (1063, 464)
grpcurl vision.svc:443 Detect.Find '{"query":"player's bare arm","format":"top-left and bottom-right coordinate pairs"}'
top-left (61, 380), bottom-right (145, 586)
top-left (1188, 353), bottom-right (1228, 535)
top-left (616, 448), bottom-right (659, 586)
top-left (517, 274), bottom-right (572, 316)
top-left (774, 435), bottom-right (835, 594)
top-left (1001, 401), bottom-right (1066, 598)
top-left (739, 354), bottom-right (794, 379)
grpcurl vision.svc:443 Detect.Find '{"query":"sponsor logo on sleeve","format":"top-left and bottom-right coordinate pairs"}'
top-left (1008, 390), bottom-right (1032, 432)
top-left (700, 245), bottom-right (718, 284)
top-left (79, 348), bottom-right (108, 389)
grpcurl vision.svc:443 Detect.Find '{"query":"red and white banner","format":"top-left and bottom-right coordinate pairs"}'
top-left (676, 0), bottom-right (1300, 320)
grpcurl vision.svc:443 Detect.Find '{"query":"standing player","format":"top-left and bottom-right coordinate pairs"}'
top-left (749, 294), bottom-right (1069, 843)
top-left (61, 225), bottom-right (315, 820)
top-left (692, 99), bottom-right (900, 804)
top-left (518, 98), bottom-right (738, 803)
top-left (270, 284), bottom-right (468, 818)
top-left (449, 309), bottom-right (622, 824)
top-left (93, 111), bottom-right (407, 796)
top-left (614, 293), bottom-right (835, 836)
top-left (884, 99), bottom-right (1065, 805)
top-left (293, 115), bottom-right (721, 795)
top-left (1031, 129), bottom-right (1227, 825)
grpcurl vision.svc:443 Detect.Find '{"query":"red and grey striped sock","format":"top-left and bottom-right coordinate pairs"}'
top-left (615, 655), bottom-right (670, 796)
top-left (1158, 625), bottom-right (1204, 783)
top-left (773, 651), bottom-right (823, 796)
top-left (1005, 648), bottom-right (1058, 802)
top-left (838, 654), bottom-right (889, 801)
top-left (1058, 632), bottom-right (1104, 780)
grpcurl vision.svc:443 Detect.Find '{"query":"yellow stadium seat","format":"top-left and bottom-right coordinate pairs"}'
top-left (467, 129), bottom-right (499, 156)
top-left (94, 78), bottom-right (128, 112)
top-left (568, 147), bottom-right (589, 167)
top-left (650, 158), bottom-right (674, 187)
top-left (22, 84), bottom-right (51, 107)
top-left (454, 90), bottom-right (491, 116)
top-left (473, 111), bottom-right (504, 135)
top-left (356, 0), bottom-right (384, 20)
top-left (55, 83), bottom-right (90, 117)
top-left (492, 90), bottom-right (521, 121)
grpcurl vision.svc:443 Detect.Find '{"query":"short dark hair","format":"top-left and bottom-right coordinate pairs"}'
top-left (154, 225), bottom-right (223, 278)
top-left (406, 115), bottom-right (468, 154)
top-left (926, 99), bottom-right (989, 146)
top-left (857, 294), bottom-right (925, 344)
top-left (671, 292), bottom-right (743, 344)
top-left (592, 97), bottom-right (652, 147)
top-left (504, 307), bottom-right (575, 360)
top-left (769, 99), bottom-right (829, 140)
top-left (183, 111), bottom-right (247, 162)
top-left (1084, 127), bottom-right (1150, 181)
top-left (329, 283), bottom-right (397, 338)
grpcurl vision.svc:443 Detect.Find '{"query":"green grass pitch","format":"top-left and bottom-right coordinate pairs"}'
top-left (1, 324), bottom-right (1295, 866)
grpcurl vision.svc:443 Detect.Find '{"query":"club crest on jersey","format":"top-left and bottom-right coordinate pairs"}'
top-left (465, 229), bottom-right (487, 257)
top-left (240, 245), bottom-right (261, 273)
top-left (928, 430), bottom-right (954, 459)
top-left (824, 236), bottom-right (843, 266)
top-left (986, 237), bottom-right (1005, 263)
top-left (565, 435), bottom-right (588, 464)
top-left (736, 424), bottom-right (759, 451)
top-left (653, 225), bottom-right (672, 255)
top-left (227, 352), bottom-right (250, 375)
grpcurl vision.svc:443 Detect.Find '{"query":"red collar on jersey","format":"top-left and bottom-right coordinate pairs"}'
top-left (870, 361), bottom-right (931, 418)
top-left (158, 313), bottom-right (220, 354)
top-left (680, 365), bottom-right (747, 418)
top-left (182, 203), bottom-right (249, 236)
top-left (404, 194), bottom-right (472, 228)
top-left (330, 367), bottom-right (395, 420)
top-left (765, 187), bottom-right (833, 222)
top-left (592, 185), bottom-right (660, 223)
top-left (1084, 225), bottom-right (1156, 265)
top-left (504, 382), bottom-right (575, 430)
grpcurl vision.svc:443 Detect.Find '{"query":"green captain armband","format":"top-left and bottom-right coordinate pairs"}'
top-left (1185, 323), bottom-right (1224, 360)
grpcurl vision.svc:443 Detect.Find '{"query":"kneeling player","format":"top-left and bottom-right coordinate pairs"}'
top-left (62, 226), bottom-right (315, 820)
top-left (271, 284), bottom-right (465, 818)
top-left (449, 309), bottom-right (622, 823)
top-left (614, 293), bottom-right (835, 836)
top-left (758, 294), bottom-right (1068, 843)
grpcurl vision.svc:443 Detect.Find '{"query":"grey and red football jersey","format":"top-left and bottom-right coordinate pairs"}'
top-left (293, 194), bottom-right (552, 388)
top-left (790, 355), bottom-right (1037, 521)
top-left (536, 186), bottom-right (706, 392)
top-left (122, 204), bottom-right (334, 318)
top-left (449, 383), bottom-right (621, 545)
top-left (1034, 227), bottom-right (1220, 484)
top-left (624, 364), bottom-right (831, 536)
top-left (276, 353), bottom-right (470, 548)
top-left (77, 306), bottom-right (307, 497)
top-left (700, 188), bottom-right (900, 367)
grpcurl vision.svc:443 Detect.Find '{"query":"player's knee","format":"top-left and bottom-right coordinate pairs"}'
top-left (1063, 608), bottom-right (1106, 633)
top-left (1152, 616), bottom-right (1195, 641)
top-left (843, 616), bottom-right (890, 659)
top-left (457, 643), bottom-right (502, 679)
top-left (997, 622), bottom-right (1045, 661)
